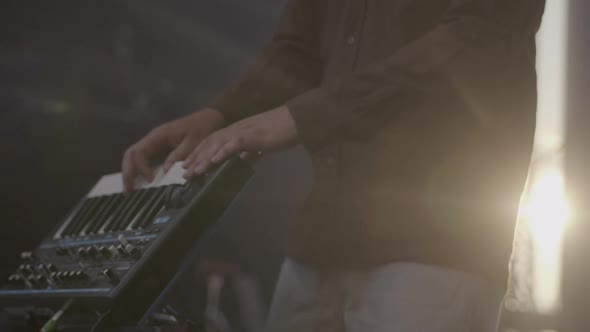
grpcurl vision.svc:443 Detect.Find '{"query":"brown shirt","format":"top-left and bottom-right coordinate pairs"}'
top-left (209, 0), bottom-right (545, 287)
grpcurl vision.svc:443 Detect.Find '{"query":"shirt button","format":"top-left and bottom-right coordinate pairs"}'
top-left (347, 36), bottom-right (356, 45)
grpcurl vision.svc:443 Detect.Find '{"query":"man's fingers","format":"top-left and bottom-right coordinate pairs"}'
top-left (122, 150), bottom-right (137, 193)
top-left (183, 140), bottom-right (204, 169)
top-left (183, 135), bottom-right (221, 168)
top-left (122, 148), bottom-right (154, 192)
top-left (183, 141), bottom-right (225, 178)
top-left (183, 159), bottom-right (209, 178)
top-left (211, 139), bottom-right (242, 164)
top-left (193, 160), bottom-right (212, 176)
top-left (191, 140), bottom-right (241, 177)
top-left (239, 151), bottom-right (262, 160)
top-left (164, 138), bottom-right (196, 171)
top-left (183, 147), bottom-right (213, 178)
top-left (182, 130), bottom-right (243, 178)
top-left (182, 140), bottom-right (206, 178)
top-left (132, 150), bottom-right (154, 182)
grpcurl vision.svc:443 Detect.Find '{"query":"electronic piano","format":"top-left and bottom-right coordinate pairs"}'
top-left (0, 157), bottom-right (252, 324)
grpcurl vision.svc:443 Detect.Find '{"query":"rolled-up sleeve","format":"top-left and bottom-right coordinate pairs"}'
top-left (286, 0), bottom-right (545, 151)
top-left (207, 0), bottom-right (321, 124)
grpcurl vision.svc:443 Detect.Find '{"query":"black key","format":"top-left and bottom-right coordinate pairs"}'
top-left (61, 199), bottom-right (93, 237)
top-left (79, 196), bottom-right (110, 235)
top-left (70, 197), bottom-right (103, 237)
top-left (86, 194), bottom-right (121, 234)
top-left (69, 198), bottom-right (100, 236)
top-left (111, 190), bottom-right (145, 231)
top-left (91, 194), bottom-right (124, 234)
top-left (120, 188), bottom-right (159, 230)
top-left (66, 198), bottom-right (99, 237)
top-left (98, 194), bottom-right (126, 233)
top-left (114, 189), bottom-right (150, 231)
top-left (80, 195), bottom-right (114, 235)
top-left (138, 187), bottom-right (169, 229)
top-left (103, 192), bottom-right (137, 232)
top-left (132, 187), bottom-right (167, 230)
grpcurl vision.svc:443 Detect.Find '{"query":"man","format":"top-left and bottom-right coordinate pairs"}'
top-left (122, 0), bottom-right (545, 331)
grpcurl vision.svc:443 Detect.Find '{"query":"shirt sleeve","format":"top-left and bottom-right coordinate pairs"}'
top-left (207, 0), bottom-right (321, 124)
top-left (286, 0), bottom-right (546, 151)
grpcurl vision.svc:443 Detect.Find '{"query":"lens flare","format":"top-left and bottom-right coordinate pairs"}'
top-left (520, 166), bottom-right (569, 314)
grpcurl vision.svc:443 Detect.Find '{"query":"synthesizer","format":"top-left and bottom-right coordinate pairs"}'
top-left (0, 158), bottom-right (252, 323)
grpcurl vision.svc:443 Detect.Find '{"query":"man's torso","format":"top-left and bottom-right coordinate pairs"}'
top-left (287, 0), bottom-right (544, 287)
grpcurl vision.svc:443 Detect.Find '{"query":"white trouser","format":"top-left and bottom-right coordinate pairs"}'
top-left (265, 258), bottom-right (504, 332)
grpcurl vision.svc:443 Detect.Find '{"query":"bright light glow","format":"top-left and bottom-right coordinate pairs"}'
top-left (522, 169), bottom-right (569, 239)
top-left (520, 166), bottom-right (569, 313)
top-left (523, 0), bottom-right (569, 314)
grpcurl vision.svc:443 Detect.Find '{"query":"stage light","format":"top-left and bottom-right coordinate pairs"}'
top-left (519, 0), bottom-right (569, 315)
top-left (520, 165), bottom-right (569, 314)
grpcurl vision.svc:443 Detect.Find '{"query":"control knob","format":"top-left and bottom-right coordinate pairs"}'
top-left (102, 268), bottom-right (119, 284)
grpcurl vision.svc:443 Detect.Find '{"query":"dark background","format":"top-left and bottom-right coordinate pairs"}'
top-left (0, 0), bottom-right (314, 327)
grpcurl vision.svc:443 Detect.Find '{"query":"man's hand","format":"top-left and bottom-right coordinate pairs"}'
top-left (182, 105), bottom-right (298, 178)
top-left (122, 108), bottom-right (225, 192)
